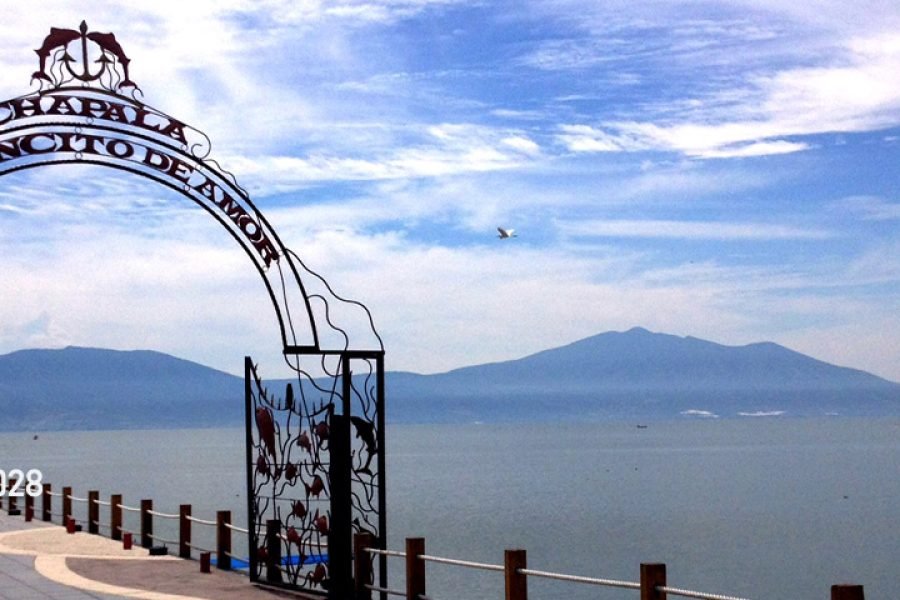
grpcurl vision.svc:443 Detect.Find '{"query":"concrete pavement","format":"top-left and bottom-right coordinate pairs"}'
top-left (0, 513), bottom-right (314, 599)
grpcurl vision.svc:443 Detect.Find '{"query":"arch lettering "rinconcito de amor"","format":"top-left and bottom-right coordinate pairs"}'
top-left (1, 91), bottom-right (279, 268)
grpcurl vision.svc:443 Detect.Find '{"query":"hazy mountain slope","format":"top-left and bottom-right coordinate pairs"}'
top-left (386, 328), bottom-right (900, 421)
top-left (0, 346), bottom-right (243, 430)
top-left (1, 329), bottom-right (897, 429)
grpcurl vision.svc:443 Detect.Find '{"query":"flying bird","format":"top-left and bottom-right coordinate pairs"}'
top-left (497, 227), bottom-right (517, 239)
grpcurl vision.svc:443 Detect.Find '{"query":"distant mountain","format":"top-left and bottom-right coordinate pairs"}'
top-left (1, 329), bottom-right (898, 430)
top-left (386, 327), bottom-right (900, 422)
top-left (0, 346), bottom-right (243, 431)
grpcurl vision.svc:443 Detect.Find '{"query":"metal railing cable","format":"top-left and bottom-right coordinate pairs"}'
top-left (419, 554), bottom-right (504, 573)
top-left (363, 545), bottom-right (757, 600)
top-left (95, 499), bottom-right (111, 506)
top-left (116, 502), bottom-right (141, 513)
top-left (518, 568), bottom-right (641, 590)
top-left (658, 586), bottom-right (753, 600)
top-left (66, 494), bottom-right (89, 503)
top-left (224, 522), bottom-right (249, 534)
top-left (185, 541), bottom-right (216, 554)
top-left (364, 584), bottom-right (404, 597)
top-left (185, 515), bottom-right (217, 527)
top-left (366, 548), bottom-right (405, 559)
top-left (147, 509), bottom-right (179, 520)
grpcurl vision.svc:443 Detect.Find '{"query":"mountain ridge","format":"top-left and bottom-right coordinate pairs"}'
top-left (0, 328), bottom-right (897, 429)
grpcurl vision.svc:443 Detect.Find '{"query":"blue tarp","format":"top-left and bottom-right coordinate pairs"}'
top-left (211, 554), bottom-right (328, 569)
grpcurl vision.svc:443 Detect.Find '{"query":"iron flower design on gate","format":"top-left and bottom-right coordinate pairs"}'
top-left (249, 369), bottom-right (334, 589)
top-left (248, 349), bottom-right (384, 593)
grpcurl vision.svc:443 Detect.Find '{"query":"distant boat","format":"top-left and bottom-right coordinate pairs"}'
top-left (32, 434), bottom-right (38, 440)
top-left (636, 424), bottom-right (648, 429)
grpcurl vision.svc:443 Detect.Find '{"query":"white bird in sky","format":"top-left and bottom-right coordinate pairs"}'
top-left (497, 227), bottom-right (517, 239)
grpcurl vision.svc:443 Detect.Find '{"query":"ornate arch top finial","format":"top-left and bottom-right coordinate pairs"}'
top-left (32, 20), bottom-right (136, 93)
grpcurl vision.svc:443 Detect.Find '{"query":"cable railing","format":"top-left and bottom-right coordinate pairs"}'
top-left (0, 480), bottom-right (250, 576)
top-left (355, 534), bottom-right (866, 600)
top-left (0, 483), bottom-right (869, 600)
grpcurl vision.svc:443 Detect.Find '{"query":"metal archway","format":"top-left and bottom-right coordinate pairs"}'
top-left (0, 21), bottom-right (387, 598)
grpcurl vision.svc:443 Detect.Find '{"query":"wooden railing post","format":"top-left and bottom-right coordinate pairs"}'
top-left (140, 499), bottom-right (153, 548)
top-left (217, 510), bottom-right (232, 570)
top-left (87, 491), bottom-right (99, 534)
top-left (41, 483), bottom-right (51, 522)
top-left (24, 490), bottom-right (34, 521)
top-left (641, 563), bottom-right (667, 600)
top-left (265, 519), bottom-right (283, 583)
top-left (110, 494), bottom-right (122, 541)
top-left (354, 532), bottom-right (374, 600)
top-left (179, 504), bottom-right (191, 559)
top-left (7, 478), bottom-right (20, 516)
top-left (62, 486), bottom-right (72, 527)
top-left (505, 549), bottom-right (527, 600)
top-left (832, 584), bottom-right (865, 600)
top-left (406, 537), bottom-right (425, 600)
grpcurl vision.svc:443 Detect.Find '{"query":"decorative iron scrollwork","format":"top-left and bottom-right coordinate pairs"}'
top-left (248, 365), bottom-right (335, 590)
top-left (247, 350), bottom-right (385, 596)
top-left (32, 21), bottom-right (137, 93)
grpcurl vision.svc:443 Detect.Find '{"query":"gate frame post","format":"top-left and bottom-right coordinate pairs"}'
top-left (329, 390), bottom-right (352, 600)
top-left (265, 519), bottom-right (283, 584)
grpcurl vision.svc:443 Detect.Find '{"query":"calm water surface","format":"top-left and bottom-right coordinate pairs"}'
top-left (1, 418), bottom-right (897, 600)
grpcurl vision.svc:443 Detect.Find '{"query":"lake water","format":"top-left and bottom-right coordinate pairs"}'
top-left (1, 418), bottom-right (897, 600)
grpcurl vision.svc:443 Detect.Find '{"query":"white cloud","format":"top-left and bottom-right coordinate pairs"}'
top-left (551, 25), bottom-right (900, 159)
top-left (0, 0), bottom-right (897, 386)
top-left (834, 196), bottom-right (900, 221)
top-left (692, 140), bottom-right (810, 159)
top-left (558, 219), bottom-right (834, 241)
top-left (224, 123), bottom-right (541, 191)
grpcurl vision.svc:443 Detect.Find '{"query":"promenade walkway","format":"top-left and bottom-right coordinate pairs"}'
top-left (0, 513), bottom-right (310, 600)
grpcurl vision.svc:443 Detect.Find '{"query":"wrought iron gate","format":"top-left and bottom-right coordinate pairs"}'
top-left (246, 351), bottom-right (386, 597)
top-left (0, 21), bottom-right (389, 598)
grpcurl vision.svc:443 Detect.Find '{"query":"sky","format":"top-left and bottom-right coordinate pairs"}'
top-left (0, 0), bottom-right (898, 382)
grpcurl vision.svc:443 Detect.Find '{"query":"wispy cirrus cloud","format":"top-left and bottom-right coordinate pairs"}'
top-left (558, 219), bottom-right (835, 241)
top-left (0, 0), bottom-right (898, 384)
top-left (225, 123), bottom-right (541, 191)
top-left (528, 0), bottom-right (900, 160)
top-left (832, 196), bottom-right (900, 221)
top-left (555, 32), bottom-right (900, 159)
